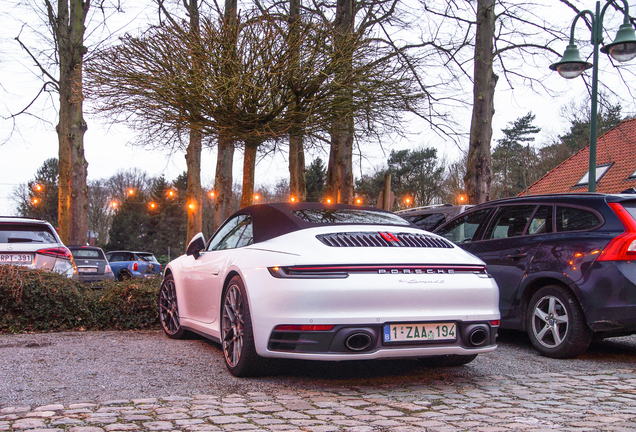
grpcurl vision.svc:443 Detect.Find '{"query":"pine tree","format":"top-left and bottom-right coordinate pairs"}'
top-left (491, 112), bottom-right (541, 198)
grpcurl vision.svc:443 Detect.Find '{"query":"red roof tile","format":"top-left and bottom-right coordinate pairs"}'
top-left (519, 118), bottom-right (636, 195)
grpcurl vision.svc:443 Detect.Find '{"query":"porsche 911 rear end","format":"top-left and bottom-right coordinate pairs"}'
top-left (240, 227), bottom-right (500, 363)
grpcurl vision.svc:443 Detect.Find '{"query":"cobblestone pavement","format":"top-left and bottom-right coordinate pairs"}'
top-left (2, 369), bottom-right (636, 432)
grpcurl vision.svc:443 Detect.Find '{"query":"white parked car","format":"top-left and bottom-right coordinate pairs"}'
top-left (159, 203), bottom-right (500, 377)
top-left (0, 216), bottom-right (76, 278)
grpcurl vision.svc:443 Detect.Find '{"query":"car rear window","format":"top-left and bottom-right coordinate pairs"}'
top-left (436, 208), bottom-right (492, 244)
top-left (485, 205), bottom-right (536, 239)
top-left (403, 213), bottom-right (446, 231)
top-left (137, 253), bottom-right (158, 262)
top-left (527, 205), bottom-right (553, 235)
top-left (292, 209), bottom-right (410, 226)
top-left (0, 223), bottom-right (57, 244)
top-left (556, 206), bottom-right (601, 232)
top-left (72, 249), bottom-right (104, 259)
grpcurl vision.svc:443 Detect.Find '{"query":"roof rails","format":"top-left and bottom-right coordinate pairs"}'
top-left (395, 203), bottom-right (454, 214)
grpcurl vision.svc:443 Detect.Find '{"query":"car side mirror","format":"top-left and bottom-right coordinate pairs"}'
top-left (186, 233), bottom-right (206, 259)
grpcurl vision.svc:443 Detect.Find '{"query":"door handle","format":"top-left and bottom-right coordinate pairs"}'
top-left (507, 253), bottom-right (527, 260)
top-left (211, 269), bottom-right (220, 275)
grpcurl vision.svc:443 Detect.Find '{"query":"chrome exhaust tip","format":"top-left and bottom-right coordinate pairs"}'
top-left (468, 327), bottom-right (488, 347)
top-left (345, 332), bottom-right (373, 351)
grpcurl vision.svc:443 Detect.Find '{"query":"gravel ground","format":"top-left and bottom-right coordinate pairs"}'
top-left (1, 329), bottom-right (635, 408)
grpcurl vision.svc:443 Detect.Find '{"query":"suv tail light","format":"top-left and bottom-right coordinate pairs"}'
top-left (597, 203), bottom-right (636, 261)
top-left (132, 262), bottom-right (139, 271)
top-left (36, 247), bottom-right (73, 260)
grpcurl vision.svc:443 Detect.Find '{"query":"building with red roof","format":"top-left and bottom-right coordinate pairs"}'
top-left (519, 117), bottom-right (636, 195)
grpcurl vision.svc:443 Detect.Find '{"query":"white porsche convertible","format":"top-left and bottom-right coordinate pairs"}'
top-left (159, 203), bottom-right (500, 377)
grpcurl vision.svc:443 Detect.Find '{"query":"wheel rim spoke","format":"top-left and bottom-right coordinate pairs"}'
top-left (534, 307), bottom-right (549, 322)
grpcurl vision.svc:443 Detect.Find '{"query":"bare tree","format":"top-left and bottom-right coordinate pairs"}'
top-left (465, 0), bottom-right (496, 204)
top-left (6, 0), bottom-right (129, 244)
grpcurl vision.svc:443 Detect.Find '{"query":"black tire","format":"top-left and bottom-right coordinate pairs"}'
top-left (117, 271), bottom-right (131, 281)
top-left (418, 354), bottom-right (478, 367)
top-left (221, 276), bottom-right (263, 377)
top-left (526, 285), bottom-right (592, 359)
top-left (158, 274), bottom-right (186, 339)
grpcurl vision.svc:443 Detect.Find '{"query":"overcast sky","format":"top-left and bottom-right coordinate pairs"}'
top-left (2, 0), bottom-right (635, 215)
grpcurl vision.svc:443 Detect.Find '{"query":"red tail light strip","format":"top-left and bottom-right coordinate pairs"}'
top-left (36, 247), bottom-right (72, 260)
top-left (598, 203), bottom-right (636, 261)
top-left (268, 264), bottom-right (487, 279)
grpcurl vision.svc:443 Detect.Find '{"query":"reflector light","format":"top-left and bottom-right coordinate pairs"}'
top-left (274, 325), bottom-right (335, 332)
top-left (490, 320), bottom-right (500, 326)
top-left (379, 232), bottom-right (399, 242)
top-left (598, 203), bottom-right (636, 261)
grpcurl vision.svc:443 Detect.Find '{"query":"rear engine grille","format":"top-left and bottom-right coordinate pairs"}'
top-left (317, 232), bottom-right (454, 248)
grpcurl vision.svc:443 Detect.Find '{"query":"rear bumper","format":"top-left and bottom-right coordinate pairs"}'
top-left (267, 321), bottom-right (498, 359)
top-left (580, 261), bottom-right (636, 332)
top-left (77, 273), bottom-right (115, 283)
top-left (242, 267), bottom-right (500, 359)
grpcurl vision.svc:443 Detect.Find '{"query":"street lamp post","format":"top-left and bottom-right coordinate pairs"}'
top-left (549, 0), bottom-right (636, 192)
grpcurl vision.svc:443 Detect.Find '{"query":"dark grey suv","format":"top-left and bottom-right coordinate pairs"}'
top-left (435, 193), bottom-right (636, 358)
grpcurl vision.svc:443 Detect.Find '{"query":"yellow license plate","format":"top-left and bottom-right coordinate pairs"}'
top-left (383, 322), bottom-right (456, 342)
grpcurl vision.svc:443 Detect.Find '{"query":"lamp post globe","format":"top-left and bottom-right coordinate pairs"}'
top-left (600, 23), bottom-right (636, 62)
top-left (549, 44), bottom-right (593, 79)
top-left (549, 0), bottom-right (636, 192)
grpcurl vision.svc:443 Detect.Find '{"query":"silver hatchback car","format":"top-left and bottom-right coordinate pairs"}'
top-left (0, 217), bottom-right (76, 278)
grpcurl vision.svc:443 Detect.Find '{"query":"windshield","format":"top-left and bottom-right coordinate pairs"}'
top-left (292, 209), bottom-right (410, 226)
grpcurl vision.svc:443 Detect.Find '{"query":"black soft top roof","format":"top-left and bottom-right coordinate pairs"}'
top-left (226, 202), bottom-right (409, 244)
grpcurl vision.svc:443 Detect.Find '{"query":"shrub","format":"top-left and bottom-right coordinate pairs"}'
top-left (0, 265), bottom-right (161, 333)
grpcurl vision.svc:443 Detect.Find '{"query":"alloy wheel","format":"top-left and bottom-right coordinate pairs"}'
top-left (222, 283), bottom-right (245, 368)
top-left (159, 278), bottom-right (181, 336)
top-left (531, 294), bottom-right (569, 348)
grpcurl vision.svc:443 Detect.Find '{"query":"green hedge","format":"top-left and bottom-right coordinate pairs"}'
top-left (0, 265), bottom-right (161, 333)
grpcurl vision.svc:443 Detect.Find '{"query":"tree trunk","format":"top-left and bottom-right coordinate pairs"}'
top-left (289, 127), bottom-right (306, 202)
top-left (185, 128), bottom-right (202, 242)
top-left (465, 0), bottom-right (497, 205)
top-left (326, 143), bottom-right (339, 203)
top-left (185, 0), bottom-right (203, 244)
top-left (326, 0), bottom-right (355, 204)
top-left (288, 0), bottom-right (306, 202)
top-left (240, 138), bottom-right (260, 208)
top-left (211, 0), bottom-right (238, 229)
top-left (214, 137), bottom-right (235, 229)
top-left (331, 119), bottom-right (354, 203)
top-left (56, 0), bottom-right (89, 245)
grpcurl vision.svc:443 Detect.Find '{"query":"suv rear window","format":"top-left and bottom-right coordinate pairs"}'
top-left (556, 207), bottom-right (601, 232)
top-left (485, 205), bottom-right (536, 239)
top-left (0, 224), bottom-right (57, 244)
top-left (436, 208), bottom-right (492, 244)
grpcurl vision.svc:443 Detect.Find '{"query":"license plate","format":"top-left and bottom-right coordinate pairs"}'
top-left (383, 322), bottom-right (457, 342)
top-left (78, 267), bottom-right (98, 273)
top-left (0, 254), bottom-right (33, 264)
